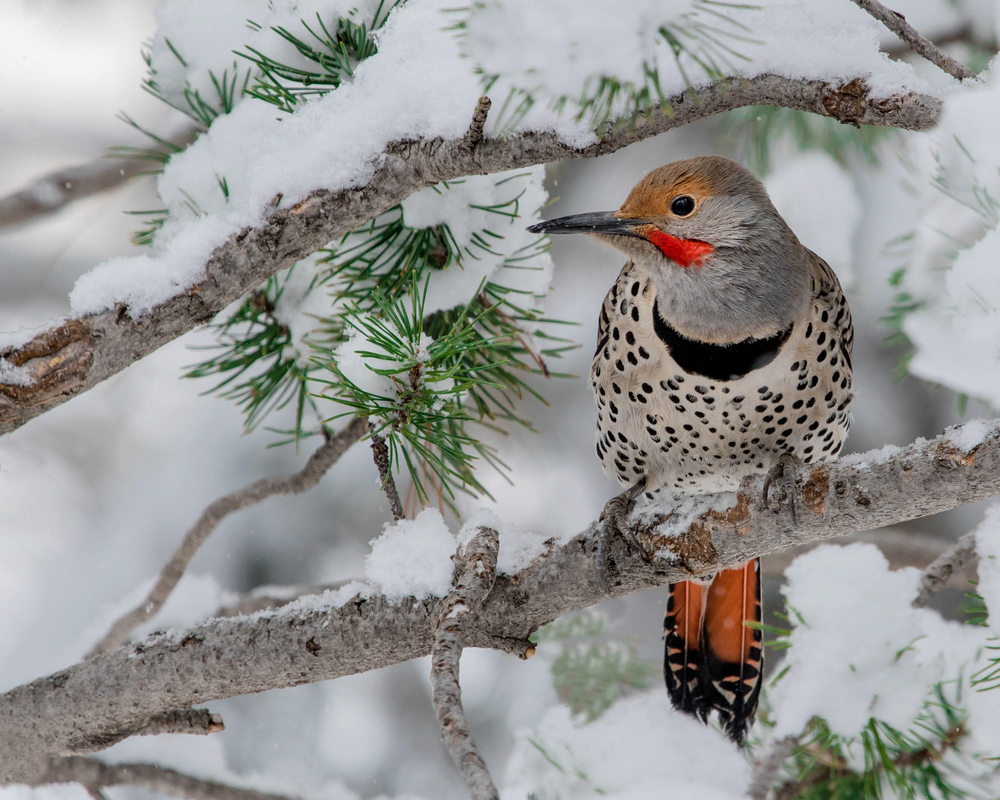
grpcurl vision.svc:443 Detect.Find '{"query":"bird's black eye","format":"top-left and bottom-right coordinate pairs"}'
top-left (670, 195), bottom-right (696, 216)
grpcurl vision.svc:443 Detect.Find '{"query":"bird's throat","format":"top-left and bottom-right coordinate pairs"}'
top-left (645, 229), bottom-right (714, 268)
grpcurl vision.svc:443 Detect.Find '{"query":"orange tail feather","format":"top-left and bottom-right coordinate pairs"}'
top-left (663, 559), bottom-right (763, 744)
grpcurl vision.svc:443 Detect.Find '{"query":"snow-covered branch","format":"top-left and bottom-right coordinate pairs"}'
top-left (1, 418), bottom-right (996, 786)
top-left (0, 73), bottom-right (940, 438)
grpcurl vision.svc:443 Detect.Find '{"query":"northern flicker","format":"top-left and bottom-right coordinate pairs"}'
top-left (528, 155), bottom-right (854, 744)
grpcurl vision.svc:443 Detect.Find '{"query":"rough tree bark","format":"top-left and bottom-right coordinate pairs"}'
top-left (1, 419), bottom-right (997, 785)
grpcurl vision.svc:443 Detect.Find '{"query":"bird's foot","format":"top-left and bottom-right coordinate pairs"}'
top-left (596, 478), bottom-right (649, 591)
top-left (763, 452), bottom-right (799, 524)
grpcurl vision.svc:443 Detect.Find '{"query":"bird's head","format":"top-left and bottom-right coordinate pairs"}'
top-left (528, 155), bottom-right (812, 343)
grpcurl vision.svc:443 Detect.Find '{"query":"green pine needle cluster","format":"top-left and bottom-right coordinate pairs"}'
top-left (537, 611), bottom-right (654, 723)
top-left (187, 172), bottom-right (572, 512)
top-left (241, 2), bottom-right (398, 114)
top-left (461, 0), bottom-right (758, 130)
top-left (774, 686), bottom-right (987, 800)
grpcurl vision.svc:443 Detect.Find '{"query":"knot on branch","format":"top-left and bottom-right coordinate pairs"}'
top-left (0, 320), bottom-right (92, 405)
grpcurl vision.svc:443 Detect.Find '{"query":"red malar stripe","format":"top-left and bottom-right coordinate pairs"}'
top-left (646, 228), bottom-right (714, 267)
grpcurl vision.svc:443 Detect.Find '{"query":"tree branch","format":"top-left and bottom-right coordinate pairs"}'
top-left (39, 757), bottom-right (302, 800)
top-left (431, 527), bottom-right (501, 800)
top-left (369, 425), bottom-right (404, 521)
top-left (1, 420), bottom-right (994, 785)
top-left (0, 128), bottom-right (199, 230)
top-left (0, 73), bottom-right (940, 438)
top-left (748, 736), bottom-right (801, 800)
top-left (85, 416), bottom-right (368, 658)
top-left (912, 527), bottom-right (980, 609)
top-left (850, 0), bottom-right (977, 81)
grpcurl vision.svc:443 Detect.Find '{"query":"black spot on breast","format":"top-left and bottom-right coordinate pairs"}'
top-left (613, 327), bottom-right (620, 340)
top-left (642, 383), bottom-right (653, 393)
top-left (627, 352), bottom-right (638, 366)
top-left (631, 306), bottom-right (640, 322)
top-left (625, 331), bottom-right (635, 345)
top-left (638, 346), bottom-right (649, 359)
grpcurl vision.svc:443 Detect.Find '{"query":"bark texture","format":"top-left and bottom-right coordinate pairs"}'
top-left (0, 74), bottom-right (941, 437)
top-left (851, 0), bottom-right (977, 80)
top-left (431, 527), bottom-right (501, 800)
top-left (1, 419), bottom-right (996, 785)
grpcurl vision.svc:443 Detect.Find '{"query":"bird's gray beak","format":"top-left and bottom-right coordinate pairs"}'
top-left (527, 211), bottom-right (648, 238)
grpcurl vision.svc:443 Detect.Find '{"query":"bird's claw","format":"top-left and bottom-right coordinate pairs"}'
top-left (596, 479), bottom-right (650, 591)
top-left (763, 452), bottom-right (799, 524)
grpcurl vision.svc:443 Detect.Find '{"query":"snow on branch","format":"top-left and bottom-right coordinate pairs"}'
top-left (0, 73), bottom-right (940, 438)
top-left (1, 418), bottom-right (997, 785)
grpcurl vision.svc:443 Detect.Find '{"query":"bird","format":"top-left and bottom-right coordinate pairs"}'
top-left (527, 155), bottom-right (854, 744)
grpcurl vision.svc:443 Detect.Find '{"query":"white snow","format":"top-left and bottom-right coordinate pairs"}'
top-left (976, 504), bottom-right (1000, 637)
top-left (946, 418), bottom-right (995, 452)
top-left (0, 359), bottom-right (33, 387)
top-left (502, 691), bottom-right (750, 800)
top-left (364, 508), bottom-right (457, 602)
top-left (402, 168), bottom-right (554, 314)
top-left (69, 215), bottom-right (234, 317)
top-left (898, 64), bottom-right (1000, 407)
top-left (770, 543), bottom-right (985, 743)
top-left (458, 506), bottom-right (562, 575)
top-left (463, 0), bottom-right (937, 126)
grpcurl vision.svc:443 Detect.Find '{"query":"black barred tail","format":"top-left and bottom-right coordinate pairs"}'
top-left (663, 559), bottom-right (763, 744)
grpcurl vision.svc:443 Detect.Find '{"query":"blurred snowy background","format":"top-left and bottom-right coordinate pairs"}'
top-left (1, 1), bottom-right (999, 798)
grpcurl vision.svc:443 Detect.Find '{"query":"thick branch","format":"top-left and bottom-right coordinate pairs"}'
top-left (86, 416), bottom-right (367, 657)
top-left (431, 528), bottom-right (500, 800)
top-left (40, 757), bottom-right (300, 800)
top-left (0, 74), bottom-right (940, 437)
top-left (0, 128), bottom-right (199, 229)
top-left (850, 0), bottom-right (977, 81)
top-left (1, 421), bottom-right (994, 785)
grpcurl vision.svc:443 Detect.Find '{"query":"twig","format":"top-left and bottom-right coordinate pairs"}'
top-left (0, 73), bottom-right (941, 438)
top-left (86, 416), bottom-right (368, 657)
top-left (214, 581), bottom-right (357, 618)
top-left (69, 709), bottom-right (225, 755)
top-left (431, 527), bottom-right (501, 800)
top-left (41, 757), bottom-right (302, 800)
top-left (912, 527), bottom-right (980, 609)
top-left (850, 0), bottom-right (977, 81)
top-left (463, 96), bottom-right (492, 149)
top-left (369, 424), bottom-right (405, 521)
top-left (748, 735), bottom-right (801, 800)
top-left (3, 421), bottom-right (998, 784)
top-left (0, 127), bottom-right (198, 229)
